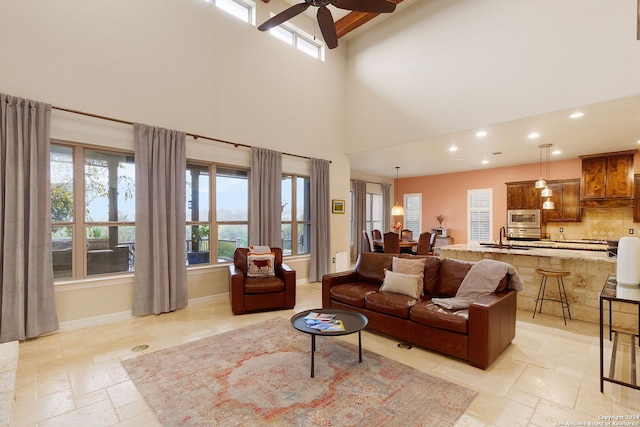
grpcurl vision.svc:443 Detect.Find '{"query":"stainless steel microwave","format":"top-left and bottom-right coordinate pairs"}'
top-left (507, 209), bottom-right (541, 229)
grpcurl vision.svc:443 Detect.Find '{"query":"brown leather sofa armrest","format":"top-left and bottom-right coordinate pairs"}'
top-left (467, 289), bottom-right (517, 369)
top-left (322, 270), bottom-right (359, 307)
top-left (279, 262), bottom-right (296, 309)
top-left (229, 264), bottom-right (246, 314)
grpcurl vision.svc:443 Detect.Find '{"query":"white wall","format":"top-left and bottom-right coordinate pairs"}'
top-left (0, 0), bottom-right (352, 326)
top-left (345, 0), bottom-right (640, 154)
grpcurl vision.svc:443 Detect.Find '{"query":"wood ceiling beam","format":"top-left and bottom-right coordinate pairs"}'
top-left (336, 0), bottom-right (404, 39)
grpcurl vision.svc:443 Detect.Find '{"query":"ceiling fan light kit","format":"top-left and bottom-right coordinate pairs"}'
top-left (258, 0), bottom-right (397, 49)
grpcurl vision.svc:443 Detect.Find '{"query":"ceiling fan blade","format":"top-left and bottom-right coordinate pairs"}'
top-left (330, 0), bottom-right (397, 13)
top-left (317, 5), bottom-right (338, 49)
top-left (257, 3), bottom-right (311, 32)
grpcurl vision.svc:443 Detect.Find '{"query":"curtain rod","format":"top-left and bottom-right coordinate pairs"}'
top-left (52, 106), bottom-right (327, 162)
top-left (351, 178), bottom-right (390, 186)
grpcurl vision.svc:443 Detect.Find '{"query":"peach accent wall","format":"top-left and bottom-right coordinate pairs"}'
top-left (397, 158), bottom-right (582, 243)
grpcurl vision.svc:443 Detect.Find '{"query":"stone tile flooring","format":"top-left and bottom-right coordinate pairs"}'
top-left (12, 282), bottom-right (640, 426)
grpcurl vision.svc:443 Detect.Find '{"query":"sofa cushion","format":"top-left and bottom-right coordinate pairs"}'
top-left (330, 282), bottom-right (380, 308)
top-left (433, 258), bottom-right (475, 297)
top-left (244, 275), bottom-right (284, 294)
top-left (392, 257), bottom-right (426, 296)
top-left (355, 253), bottom-right (394, 285)
top-left (365, 291), bottom-right (418, 319)
top-left (380, 269), bottom-right (423, 299)
top-left (410, 301), bottom-right (469, 334)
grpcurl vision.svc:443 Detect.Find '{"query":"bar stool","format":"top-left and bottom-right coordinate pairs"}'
top-left (533, 268), bottom-right (572, 325)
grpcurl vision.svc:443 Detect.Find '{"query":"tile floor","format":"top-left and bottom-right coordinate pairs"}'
top-left (11, 282), bottom-right (640, 426)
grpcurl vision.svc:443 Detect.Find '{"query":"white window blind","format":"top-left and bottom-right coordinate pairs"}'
top-left (468, 189), bottom-right (492, 243)
top-left (404, 193), bottom-right (422, 235)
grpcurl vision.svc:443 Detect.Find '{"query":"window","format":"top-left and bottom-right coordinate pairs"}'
top-left (267, 18), bottom-right (325, 60)
top-left (84, 149), bottom-right (135, 276)
top-left (282, 175), bottom-right (310, 256)
top-left (187, 163), bottom-right (211, 265)
top-left (212, 0), bottom-right (255, 24)
top-left (51, 143), bottom-right (136, 279)
top-left (403, 193), bottom-right (422, 236)
top-left (365, 193), bottom-right (383, 235)
top-left (216, 167), bottom-right (249, 262)
top-left (51, 145), bottom-right (74, 279)
top-left (468, 188), bottom-right (493, 243)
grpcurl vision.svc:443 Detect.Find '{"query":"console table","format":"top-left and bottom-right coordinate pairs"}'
top-left (599, 275), bottom-right (640, 392)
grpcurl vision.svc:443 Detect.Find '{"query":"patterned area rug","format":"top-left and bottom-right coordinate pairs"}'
top-left (121, 317), bottom-right (476, 426)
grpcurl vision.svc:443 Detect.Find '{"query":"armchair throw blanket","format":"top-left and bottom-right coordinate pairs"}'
top-left (432, 259), bottom-right (524, 310)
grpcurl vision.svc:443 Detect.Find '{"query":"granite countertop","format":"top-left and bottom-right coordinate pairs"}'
top-left (440, 243), bottom-right (616, 263)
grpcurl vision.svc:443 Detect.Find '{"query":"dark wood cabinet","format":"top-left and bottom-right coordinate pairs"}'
top-left (580, 150), bottom-right (636, 207)
top-left (506, 181), bottom-right (540, 210)
top-left (543, 179), bottom-right (581, 222)
top-left (634, 174), bottom-right (640, 222)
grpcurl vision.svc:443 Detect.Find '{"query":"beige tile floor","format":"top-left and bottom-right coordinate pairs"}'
top-left (12, 282), bottom-right (640, 426)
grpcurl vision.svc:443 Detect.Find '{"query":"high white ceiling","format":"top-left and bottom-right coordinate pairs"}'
top-left (341, 0), bottom-right (640, 180)
top-left (349, 94), bottom-right (640, 179)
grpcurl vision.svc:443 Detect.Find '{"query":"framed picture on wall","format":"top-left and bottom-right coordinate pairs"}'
top-left (332, 199), bottom-right (345, 214)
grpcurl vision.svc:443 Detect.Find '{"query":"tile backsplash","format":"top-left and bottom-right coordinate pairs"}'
top-left (544, 207), bottom-right (635, 241)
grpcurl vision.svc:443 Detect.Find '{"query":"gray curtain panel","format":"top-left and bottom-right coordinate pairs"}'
top-left (382, 184), bottom-right (391, 233)
top-left (0, 93), bottom-right (59, 342)
top-left (249, 147), bottom-right (282, 248)
top-left (351, 180), bottom-right (366, 261)
top-left (309, 158), bottom-right (330, 282)
top-left (133, 123), bottom-right (187, 316)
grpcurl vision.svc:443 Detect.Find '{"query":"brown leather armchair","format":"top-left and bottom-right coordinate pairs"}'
top-left (229, 247), bottom-right (296, 315)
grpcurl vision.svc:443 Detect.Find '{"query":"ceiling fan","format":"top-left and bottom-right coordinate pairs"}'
top-left (258, 0), bottom-right (397, 49)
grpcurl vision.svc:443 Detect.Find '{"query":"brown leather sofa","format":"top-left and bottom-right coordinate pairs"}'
top-left (322, 252), bottom-right (517, 369)
top-left (229, 248), bottom-right (296, 315)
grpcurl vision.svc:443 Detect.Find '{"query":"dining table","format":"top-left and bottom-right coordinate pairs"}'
top-left (372, 239), bottom-right (418, 251)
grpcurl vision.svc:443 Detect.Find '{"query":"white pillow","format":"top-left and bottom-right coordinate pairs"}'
top-left (380, 269), bottom-right (423, 299)
top-left (247, 253), bottom-right (275, 277)
top-left (392, 257), bottom-right (425, 296)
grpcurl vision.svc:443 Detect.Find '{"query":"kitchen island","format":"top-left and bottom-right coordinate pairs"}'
top-left (439, 243), bottom-right (637, 329)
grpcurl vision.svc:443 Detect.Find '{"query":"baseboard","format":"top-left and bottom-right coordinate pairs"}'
top-left (57, 283), bottom-right (313, 332)
top-left (58, 293), bottom-right (231, 332)
top-left (58, 310), bottom-right (133, 332)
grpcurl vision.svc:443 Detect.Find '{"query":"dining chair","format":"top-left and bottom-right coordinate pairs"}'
top-left (400, 229), bottom-right (413, 241)
top-left (428, 232), bottom-right (437, 255)
top-left (362, 230), bottom-right (372, 253)
top-left (371, 229), bottom-right (384, 252)
top-left (415, 231), bottom-right (432, 255)
top-left (383, 232), bottom-right (400, 254)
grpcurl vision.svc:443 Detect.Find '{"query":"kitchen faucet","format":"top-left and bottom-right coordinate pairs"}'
top-left (499, 226), bottom-right (507, 249)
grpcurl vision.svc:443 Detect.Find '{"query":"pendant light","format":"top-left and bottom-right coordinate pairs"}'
top-left (534, 144), bottom-right (547, 189)
top-left (391, 166), bottom-right (405, 216)
top-left (540, 143), bottom-right (555, 210)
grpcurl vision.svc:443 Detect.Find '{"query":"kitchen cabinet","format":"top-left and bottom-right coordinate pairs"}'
top-left (634, 174), bottom-right (640, 222)
top-left (542, 179), bottom-right (581, 222)
top-left (506, 181), bottom-right (540, 210)
top-left (580, 150), bottom-right (636, 207)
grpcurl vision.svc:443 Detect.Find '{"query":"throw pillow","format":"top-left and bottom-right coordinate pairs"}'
top-left (380, 269), bottom-right (423, 299)
top-left (392, 257), bottom-right (426, 296)
top-left (247, 253), bottom-right (275, 277)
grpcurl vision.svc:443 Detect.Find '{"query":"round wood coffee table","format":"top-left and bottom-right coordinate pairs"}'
top-left (291, 308), bottom-right (368, 378)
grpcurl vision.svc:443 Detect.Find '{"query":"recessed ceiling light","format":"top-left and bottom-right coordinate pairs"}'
top-left (481, 159), bottom-right (489, 164)
top-left (449, 146), bottom-right (458, 152)
top-left (476, 130), bottom-right (488, 138)
top-left (528, 132), bottom-right (540, 139)
top-left (569, 112), bottom-right (584, 119)
top-left (552, 149), bottom-right (562, 155)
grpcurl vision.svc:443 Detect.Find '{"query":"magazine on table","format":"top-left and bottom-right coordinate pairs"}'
top-left (303, 312), bottom-right (345, 331)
